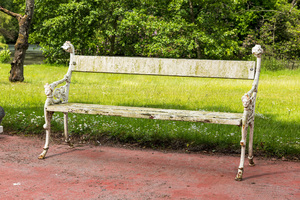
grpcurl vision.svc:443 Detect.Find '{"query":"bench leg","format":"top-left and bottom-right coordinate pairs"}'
top-left (235, 124), bottom-right (248, 181)
top-left (63, 112), bottom-right (73, 147)
top-left (64, 113), bottom-right (69, 143)
top-left (248, 123), bottom-right (255, 166)
top-left (38, 111), bottom-right (54, 159)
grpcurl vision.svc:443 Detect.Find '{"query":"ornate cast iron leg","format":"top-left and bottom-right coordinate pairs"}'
top-left (38, 111), bottom-right (54, 159)
top-left (248, 123), bottom-right (255, 166)
top-left (235, 124), bottom-right (248, 181)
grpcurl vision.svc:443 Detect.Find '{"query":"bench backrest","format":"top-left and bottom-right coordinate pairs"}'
top-left (72, 55), bottom-right (256, 80)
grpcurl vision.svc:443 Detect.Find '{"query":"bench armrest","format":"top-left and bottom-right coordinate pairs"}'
top-left (44, 41), bottom-right (75, 108)
top-left (44, 74), bottom-right (71, 106)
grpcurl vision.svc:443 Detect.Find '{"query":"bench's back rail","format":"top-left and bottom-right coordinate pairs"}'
top-left (73, 55), bottom-right (256, 80)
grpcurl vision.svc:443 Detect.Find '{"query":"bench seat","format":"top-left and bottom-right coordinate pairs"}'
top-left (47, 103), bottom-right (243, 126)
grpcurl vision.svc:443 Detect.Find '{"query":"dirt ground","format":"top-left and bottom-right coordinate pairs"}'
top-left (0, 133), bottom-right (299, 200)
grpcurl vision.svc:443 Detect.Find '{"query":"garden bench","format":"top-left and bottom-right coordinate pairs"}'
top-left (39, 41), bottom-right (263, 181)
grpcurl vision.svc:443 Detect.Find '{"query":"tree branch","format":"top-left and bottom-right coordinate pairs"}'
top-left (0, 28), bottom-right (16, 40)
top-left (25, 0), bottom-right (35, 19)
top-left (289, 0), bottom-right (297, 14)
top-left (0, 6), bottom-right (22, 19)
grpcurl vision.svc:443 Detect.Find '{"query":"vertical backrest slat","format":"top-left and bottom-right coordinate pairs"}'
top-left (73, 55), bottom-right (256, 79)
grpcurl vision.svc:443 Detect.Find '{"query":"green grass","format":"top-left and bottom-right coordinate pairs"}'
top-left (0, 63), bottom-right (299, 157)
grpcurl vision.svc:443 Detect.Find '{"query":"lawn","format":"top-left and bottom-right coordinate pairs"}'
top-left (0, 63), bottom-right (299, 158)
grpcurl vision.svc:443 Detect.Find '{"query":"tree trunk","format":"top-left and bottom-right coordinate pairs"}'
top-left (289, 0), bottom-right (297, 14)
top-left (0, 0), bottom-right (34, 82)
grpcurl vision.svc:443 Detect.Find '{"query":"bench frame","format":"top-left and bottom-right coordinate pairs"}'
top-left (39, 41), bottom-right (263, 181)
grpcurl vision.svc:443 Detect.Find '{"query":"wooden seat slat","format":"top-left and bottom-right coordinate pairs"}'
top-left (47, 103), bottom-right (243, 126)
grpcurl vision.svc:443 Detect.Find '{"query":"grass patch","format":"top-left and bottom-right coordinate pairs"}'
top-left (0, 63), bottom-right (299, 158)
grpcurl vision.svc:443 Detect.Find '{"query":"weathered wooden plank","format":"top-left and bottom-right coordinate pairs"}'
top-left (47, 103), bottom-right (243, 126)
top-left (73, 56), bottom-right (256, 79)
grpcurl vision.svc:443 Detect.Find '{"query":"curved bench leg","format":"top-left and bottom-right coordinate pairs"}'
top-left (235, 124), bottom-right (248, 181)
top-left (38, 111), bottom-right (54, 159)
top-left (248, 123), bottom-right (255, 166)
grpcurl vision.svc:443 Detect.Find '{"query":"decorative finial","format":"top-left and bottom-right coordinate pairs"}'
top-left (252, 45), bottom-right (263, 58)
top-left (61, 41), bottom-right (74, 53)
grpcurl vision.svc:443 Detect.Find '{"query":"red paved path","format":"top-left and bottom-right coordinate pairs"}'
top-left (0, 134), bottom-right (299, 199)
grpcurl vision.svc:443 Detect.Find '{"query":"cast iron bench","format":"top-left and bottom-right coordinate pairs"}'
top-left (39, 41), bottom-right (263, 181)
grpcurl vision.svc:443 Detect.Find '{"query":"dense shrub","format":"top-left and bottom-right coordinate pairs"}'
top-left (0, 47), bottom-right (11, 63)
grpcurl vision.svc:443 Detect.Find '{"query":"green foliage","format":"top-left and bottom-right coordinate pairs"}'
top-left (117, 10), bottom-right (196, 58)
top-left (0, 35), bottom-right (8, 49)
top-left (0, 47), bottom-right (11, 63)
top-left (238, 0), bottom-right (300, 61)
top-left (28, 0), bottom-right (300, 67)
top-left (30, 0), bottom-right (137, 63)
top-left (30, 0), bottom-right (86, 63)
top-left (0, 1), bottom-right (20, 43)
top-left (30, 0), bottom-right (244, 62)
top-left (256, 1), bottom-right (300, 60)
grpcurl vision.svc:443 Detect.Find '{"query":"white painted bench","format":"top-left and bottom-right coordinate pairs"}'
top-left (39, 41), bottom-right (263, 181)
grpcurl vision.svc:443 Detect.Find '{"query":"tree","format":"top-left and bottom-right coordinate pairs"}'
top-left (0, 0), bottom-right (34, 82)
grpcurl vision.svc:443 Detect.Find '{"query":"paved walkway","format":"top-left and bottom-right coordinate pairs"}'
top-left (0, 134), bottom-right (299, 199)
